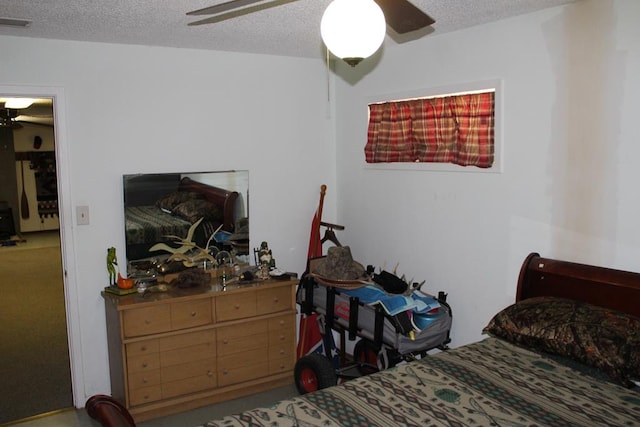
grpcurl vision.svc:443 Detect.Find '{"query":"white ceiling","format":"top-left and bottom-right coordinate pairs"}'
top-left (0, 0), bottom-right (578, 60)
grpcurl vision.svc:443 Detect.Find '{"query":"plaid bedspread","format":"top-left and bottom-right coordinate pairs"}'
top-left (202, 338), bottom-right (640, 427)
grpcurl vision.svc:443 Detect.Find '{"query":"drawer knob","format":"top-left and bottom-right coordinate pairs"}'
top-left (279, 320), bottom-right (284, 326)
top-left (207, 370), bottom-right (214, 377)
top-left (223, 369), bottom-right (228, 375)
top-left (145, 319), bottom-right (151, 324)
top-left (142, 362), bottom-right (148, 368)
top-left (143, 377), bottom-right (148, 383)
top-left (223, 339), bottom-right (228, 345)
top-left (141, 346), bottom-right (147, 351)
top-left (279, 349), bottom-right (285, 355)
top-left (273, 297), bottom-right (279, 303)
top-left (234, 304), bottom-right (240, 309)
top-left (191, 311), bottom-right (197, 317)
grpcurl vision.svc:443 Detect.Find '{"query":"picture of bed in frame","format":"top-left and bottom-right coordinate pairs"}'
top-left (87, 252), bottom-right (640, 427)
top-left (123, 172), bottom-right (245, 263)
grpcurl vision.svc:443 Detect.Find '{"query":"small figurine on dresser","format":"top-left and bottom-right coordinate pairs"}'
top-left (258, 241), bottom-right (274, 267)
top-left (107, 247), bottom-right (118, 286)
top-left (105, 247), bottom-right (136, 295)
top-left (257, 241), bottom-right (275, 279)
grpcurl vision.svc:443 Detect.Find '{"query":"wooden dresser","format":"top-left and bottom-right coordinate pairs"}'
top-left (102, 277), bottom-right (298, 422)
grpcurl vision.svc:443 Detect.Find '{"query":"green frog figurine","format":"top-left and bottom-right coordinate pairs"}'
top-left (107, 247), bottom-right (118, 286)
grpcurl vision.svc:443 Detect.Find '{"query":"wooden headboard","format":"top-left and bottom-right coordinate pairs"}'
top-left (517, 252), bottom-right (640, 318)
top-left (178, 177), bottom-right (239, 233)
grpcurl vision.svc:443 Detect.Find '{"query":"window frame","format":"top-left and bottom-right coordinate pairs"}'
top-left (363, 79), bottom-right (503, 173)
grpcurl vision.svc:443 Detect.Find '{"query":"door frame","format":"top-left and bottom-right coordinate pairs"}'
top-left (0, 84), bottom-right (84, 408)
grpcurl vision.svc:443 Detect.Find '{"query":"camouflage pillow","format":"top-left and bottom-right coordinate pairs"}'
top-left (155, 191), bottom-right (202, 211)
top-left (172, 199), bottom-right (223, 224)
top-left (483, 297), bottom-right (640, 387)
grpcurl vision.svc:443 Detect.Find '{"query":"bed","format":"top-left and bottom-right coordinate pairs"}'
top-left (200, 252), bottom-right (640, 427)
top-left (86, 252), bottom-right (640, 427)
top-left (124, 175), bottom-right (239, 261)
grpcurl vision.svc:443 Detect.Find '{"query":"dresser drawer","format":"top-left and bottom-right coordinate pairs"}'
top-left (218, 354), bottom-right (270, 387)
top-left (162, 358), bottom-right (218, 399)
top-left (218, 332), bottom-right (268, 356)
top-left (161, 341), bottom-right (216, 368)
top-left (127, 352), bottom-right (161, 374)
top-left (126, 339), bottom-right (159, 358)
top-left (162, 367), bottom-right (217, 399)
top-left (128, 369), bottom-right (161, 390)
top-left (268, 343), bottom-right (294, 361)
top-left (161, 357), bottom-right (216, 384)
top-left (129, 385), bottom-right (162, 406)
top-left (256, 286), bottom-right (292, 315)
top-left (158, 330), bottom-right (215, 352)
top-left (171, 299), bottom-right (212, 330)
top-left (123, 305), bottom-right (171, 338)
top-left (269, 352), bottom-right (294, 374)
top-left (268, 314), bottom-right (295, 333)
top-left (218, 350), bottom-right (264, 371)
top-left (216, 292), bottom-right (257, 321)
top-left (269, 332), bottom-right (294, 349)
top-left (158, 330), bottom-right (216, 368)
top-left (269, 326), bottom-right (294, 346)
top-left (217, 319), bottom-right (267, 341)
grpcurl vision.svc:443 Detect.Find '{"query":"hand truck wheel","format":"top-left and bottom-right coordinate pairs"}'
top-left (294, 353), bottom-right (337, 394)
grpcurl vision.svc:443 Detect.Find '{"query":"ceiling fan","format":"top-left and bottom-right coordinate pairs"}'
top-left (0, 100), bottom-right (54, 129)
top-left (187, 0), bottom-right (435, 65)
top-left (187, 0), bottom-right (435, 35)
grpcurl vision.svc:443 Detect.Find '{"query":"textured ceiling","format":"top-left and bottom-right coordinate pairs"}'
top-left (0, 0), bottom-right (577, 59)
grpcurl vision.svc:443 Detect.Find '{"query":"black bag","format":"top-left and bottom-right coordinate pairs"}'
top-left (373, 270), bottom-right (408, 294)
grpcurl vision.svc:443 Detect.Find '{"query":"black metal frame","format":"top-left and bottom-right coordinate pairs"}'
top-left (298, 275), bottom-right (452, 380)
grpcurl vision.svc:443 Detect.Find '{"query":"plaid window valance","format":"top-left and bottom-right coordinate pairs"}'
top-left (365, 91), bottom-right (495, 168)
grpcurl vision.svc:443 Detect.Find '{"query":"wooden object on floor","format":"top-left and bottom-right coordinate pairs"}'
top-left (102, 278), bottom-right (297, 422)
top-left (86, 394), bottom-right (136, 427)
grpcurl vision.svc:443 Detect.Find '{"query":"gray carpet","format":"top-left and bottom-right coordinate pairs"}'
top-left (0, 246), bottom-right (73, 424)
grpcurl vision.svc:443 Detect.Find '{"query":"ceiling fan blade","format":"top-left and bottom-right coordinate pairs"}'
top-left (16, 115), bottom-right (54, 126)
top-left (188, 0), bottom-right (297, 26)
top-left (374, 0), bottom-right (435, 34)
top-left (16, 120), bottom-right (53, 128)
top-left (187, 0), bottom-right (269, 16)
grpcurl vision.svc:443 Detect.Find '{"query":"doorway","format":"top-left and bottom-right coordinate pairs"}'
top-left (0, 96), bottom-right (73, 423)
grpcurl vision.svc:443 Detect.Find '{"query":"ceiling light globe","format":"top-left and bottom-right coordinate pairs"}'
top-left (4, 98), bottom-right (35, 109)
top-left (321, 0), bottom-right (386, 66)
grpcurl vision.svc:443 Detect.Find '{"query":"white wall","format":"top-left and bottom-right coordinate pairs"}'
top-left (332, 0), bottom-right (640, 347)
top-left (0, 37), bottom-right (336, 403)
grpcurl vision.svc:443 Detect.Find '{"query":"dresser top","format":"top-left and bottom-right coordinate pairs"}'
top-left (102, 276), bottom-right (298, 310)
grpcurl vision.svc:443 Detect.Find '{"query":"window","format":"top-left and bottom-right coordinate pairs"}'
top-left (364, 81), bottom-right (501, 172)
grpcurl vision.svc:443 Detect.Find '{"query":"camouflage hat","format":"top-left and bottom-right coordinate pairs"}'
top-left (309, 246), bottom-right (368, 287)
